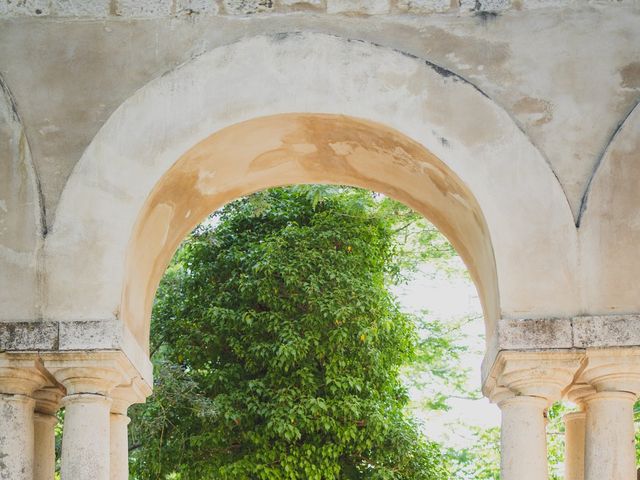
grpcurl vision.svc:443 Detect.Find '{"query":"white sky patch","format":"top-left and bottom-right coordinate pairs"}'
top-left (392, 259), bottom-right (501, 448)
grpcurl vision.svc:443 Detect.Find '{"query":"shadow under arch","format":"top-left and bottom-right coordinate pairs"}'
top-left (122, 113), bottom-right (499, 353)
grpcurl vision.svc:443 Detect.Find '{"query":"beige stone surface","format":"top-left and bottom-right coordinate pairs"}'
top-left (0, 9), bottom-right (638, 228)
top-left (60, 394), bottom-right (112, 480)
top-left (0, 394), bottom-right (36, 480)
top-left (0, 8), bottom-right (638, 363)
top-left (34, 412), bottom-right (58, 480)
top-left (564, 411), bottom-right (586, 480)
top-left (584, 392), bottom-right (637, 480)
top-left (327, 0), bottom-right (390, 13)
top-left (39, 31), bottom-right (581, 353)
top-left (0, 77), bottom-right (42, 322)
top-left (110, 413), bottom-right (131, 480)
top-left (0, 7), bottom-right (640, 478)
top-left (499, 396), bottom-right (549, 480)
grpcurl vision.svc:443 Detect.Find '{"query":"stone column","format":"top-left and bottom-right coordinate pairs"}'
top-left (60, 393), bottom-right (113, 480)
top-left (47, 356), bottom-right (129, 480)
top-left (110, 379), bottom-right (150, 480)
top-left (578, 349), bottom-right (640, 480)
top-left (484, 352), bottom-right (584, 480)
top-left (564, 411), bottom-right (586, 480)
top-left (0, 356), bottom-right (49, 480)
top-left (584, 391), bottom-right (636, 480)
top-left (498, 394), bottom-right (550, 480)
top-left (33, 387), bottom-right (64, 480)
top-left (563, 385), bottom-right (593, 480)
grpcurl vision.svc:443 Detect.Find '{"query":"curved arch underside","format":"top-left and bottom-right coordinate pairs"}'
top-left (123, 114), bottom-right (498, 350)
top-left (45, 32), bottom-right (579, 353)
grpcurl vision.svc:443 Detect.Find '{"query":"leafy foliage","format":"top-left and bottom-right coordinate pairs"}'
top-left (129, 186), bottom-right (449, 479)
top-left (404, 313), bottom-right (481, 412)
top-left (445, 425), bottom-right (501, 480)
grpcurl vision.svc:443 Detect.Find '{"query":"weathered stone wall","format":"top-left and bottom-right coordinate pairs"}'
top-left (0, 75), bottom-right (42, 321)
top-left (1, 2), bottom-right (639, 365)
top-left (3, 0), bottom-right (632, 18)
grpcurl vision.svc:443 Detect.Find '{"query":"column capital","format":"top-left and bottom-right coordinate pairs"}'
top-left (111, 376), bottom-right (152, 415)
top-left (576, 348), bottom-right (640, 394)
top-left (33, 386), bottom-right (65, 415)
top-left (497, 393), bottom-right (549, 410)
top-left (566, 383), bottom-right (596, 409)
top-left (0, 354), bottom-right (50, 395)
top-left (44, 351), bottom-right (140, 395)
top-left (483, 351), bottom-right (584, 405)
top-left (563, 410), bottom-right (586, 423)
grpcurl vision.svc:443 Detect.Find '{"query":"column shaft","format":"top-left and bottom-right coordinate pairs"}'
top-left (34, 412), bottom-right (58, 480)
top-left (110, 413), bottom-right (131, 480)
top-left (0, 394), bottom-right (35, 480)
top-left (60, 394), bottom-right (112, 480)
top-left (500, 396), bottom-right (549, 480)
top-left (564, 411), bottom-right (586, 480)
top-left (584, 391), bottom-right (636, 480)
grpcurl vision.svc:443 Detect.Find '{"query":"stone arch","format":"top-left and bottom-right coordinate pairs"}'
top-left (580, 101), bottom-right (640, 313)
top-left (45, 32), bottom-right (577, 354)
top-left (0, 75), bottom-right (44, 321)
top-left (122, 113), bottom-right (496, 351)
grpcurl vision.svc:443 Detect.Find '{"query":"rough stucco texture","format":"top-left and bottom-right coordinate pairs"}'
top-left (1, 7), bottom-right (639, 229)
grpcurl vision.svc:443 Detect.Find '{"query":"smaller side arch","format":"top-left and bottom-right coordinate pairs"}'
top-left (0, 75), bottom-right (44, 321)
top-left (580, 102), bottom-right (640, 313)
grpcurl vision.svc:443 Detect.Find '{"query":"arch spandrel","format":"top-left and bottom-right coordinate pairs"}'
top-left (580, 103), bottom-right (640, 313)
top-left (0, 77), bottom-right (43, 321)
top-left (45, 32), bottom-right (577, 353)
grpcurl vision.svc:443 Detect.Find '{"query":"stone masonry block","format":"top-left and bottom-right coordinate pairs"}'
top-left (176, 0), bottom-right (220, 14)
top-left (327, 0), bottom-right (390, 14)
top-left (496, 317), bottom-right (573, 350)
top-left (573, 315), bottom-right (640, 348)
top-left (279, 0), bottom-right (322, 6)
top-left (58, 319), bottom-right (122, 350)
top-left (520, 0), bottom-right (569, 8)
top-left (223, 0), bottom-right (275, 14)
top-left (116, 0), bottom-right (173, 17)
top-left (0, 321), bottom-right (58, 351)
top-left (51, 0), bottom-right (110, 16)
top-left (0, 0), bottom-right (51, 16)
top-left (460, 0), bottom-right (511, 11)
top-left (396, 0), bottom-right (451, 12)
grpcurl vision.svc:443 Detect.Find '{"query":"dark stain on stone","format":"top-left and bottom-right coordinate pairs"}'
top-left (620, 62), bottom-right (640, 89)
top-left (474, 10), bottom-right (499, 22)
top-left (512, 96), bottom-right (553, 126)
top-left (272, 31), bottom-right (302, 42)
top-left (332, 33), bottom-right (490, 98)
top-left (428, 61), bottom-right (457, 79)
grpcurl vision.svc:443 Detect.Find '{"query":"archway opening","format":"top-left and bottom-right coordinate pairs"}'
top-left (128, 182), bottom-right (495, 478)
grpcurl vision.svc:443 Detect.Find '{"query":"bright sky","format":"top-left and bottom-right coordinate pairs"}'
top-left (393, 259), bottom-right (501, 448)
